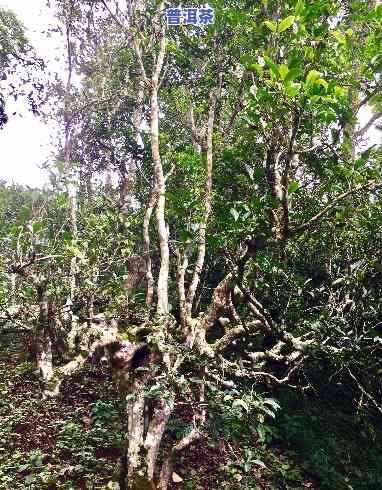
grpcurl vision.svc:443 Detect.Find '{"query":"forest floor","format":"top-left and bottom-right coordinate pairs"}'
top-left (0, 334), bottom-right (381, 490)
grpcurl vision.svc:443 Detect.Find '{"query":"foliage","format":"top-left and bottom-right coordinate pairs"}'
top-left (0, 0), bottom-right (381, 488)
top-left (0, 8), bottom-right (44, 128)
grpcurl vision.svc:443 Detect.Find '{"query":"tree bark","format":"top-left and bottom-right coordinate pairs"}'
top-left (35, 282), bottom-right (54, 395)
top-left (149, 3), bottom-right (168, 316)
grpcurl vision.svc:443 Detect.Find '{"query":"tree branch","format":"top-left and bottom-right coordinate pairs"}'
top-left (356, 111), bottom-right (382, 138)
top-left (223, 77), bottom-right (245, 139)
top-left (213, 320), bottom-right (264, 353)
top-left (186, 83), bottom-right (220, 313)
top-left (290, 180), bottom-right (382, 236)
top-left (348, 368), bottom-right (382, 415)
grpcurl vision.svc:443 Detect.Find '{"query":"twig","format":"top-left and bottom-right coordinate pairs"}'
top-left (290, 180), bottom-right (382, 236)
top-left (348, 368), bottom-right (382, 415)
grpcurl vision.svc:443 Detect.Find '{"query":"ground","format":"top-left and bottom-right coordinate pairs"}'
top-left (0, 333), bottom-right (381, 489)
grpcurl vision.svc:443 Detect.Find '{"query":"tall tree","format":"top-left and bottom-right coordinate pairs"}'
top-left (2, 1), bottom-right (381, 488)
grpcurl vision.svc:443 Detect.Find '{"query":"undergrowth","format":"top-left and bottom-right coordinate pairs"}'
top-left (0, 337), bottom-right (381, 489)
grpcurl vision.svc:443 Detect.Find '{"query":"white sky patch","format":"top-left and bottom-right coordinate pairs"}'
top-left (0, 0), bottom-right (60, 188)
top-left (357, 104), bottom-right (381, 151)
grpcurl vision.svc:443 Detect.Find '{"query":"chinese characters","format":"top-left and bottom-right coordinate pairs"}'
top-left (166, 6), bottom-right (214, 26)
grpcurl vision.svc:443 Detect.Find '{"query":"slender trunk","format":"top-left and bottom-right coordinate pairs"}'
top-left (86, 172), bottom-right (95, 208)
top-left (345, 85), bottom-right (359, 165)
top-left (35, 283), bottom-right (54, 395)
top-left (344, 1), bottom-right (376, 164)
top-left (63, 6), bottom-right (77, 312)
top-left (120, 371), bottom-right (174, 489)
top-left (126, 390), bottom-right (146, 480)
top-left (105, 163), bottom-right (113, 193)
top-left (66, 177), bottom-right (77, 305)
top-left (143, 188), bottom-right (157, 312)
top-left (186, 87), bottom-right (219, 321)
top-left (159, 381), bottom-right (205, 490)
top-left (123, 395), bottom-right (173, 489)
top-left (120, 4), bottom-right (170, 487)
top-left (121, 79), bottom-right (145, 218)
top-left (149, 4), bottom-right (168, 316)
top-left (151, 84), bottom-right (169, 316)
top-left (176, 250), bottom-right (188, 329)
top-left (10, 273), bottom-right (16, 303)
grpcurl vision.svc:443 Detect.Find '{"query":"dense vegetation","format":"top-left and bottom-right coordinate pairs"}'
top-left (0, 1), bottom-right (381, 489)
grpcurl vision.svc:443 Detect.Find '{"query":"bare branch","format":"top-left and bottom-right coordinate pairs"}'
top-left (186, 84), bottom-right (220, 312)
top-left (290, 180), bottom-right (382, 236)
top-left (357, 82), bottom-right (382, 110)
top-left (150, 1), bottom-right (168, 316)
top-left (281, 111), bottom-right (300, 239)
top-left (213, 320), bottom-right (264, 353)
top-left (152, 3), bottom-right (166, 84)
top-left (356, 111), bottom-right (382, 138)
top-left (220, 357), bottom-right (306, 388)
top-left (348, 369), bottom-right (382, 415)
top-left (223, 77), bottom-right (245, 139)
top-left (124, 0), bottom-right (150, 85)
top-left (185, 104), bottom-right (203, 152)
top-left (175, 248), bottom-right (188, 328)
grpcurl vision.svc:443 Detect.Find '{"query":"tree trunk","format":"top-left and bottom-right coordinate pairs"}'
top-left (35, 283), bottom-right (54, 395)
top-left (149, 4), bottom-right (168, 316)
top-left (121, 395), bottom-right (173, 490)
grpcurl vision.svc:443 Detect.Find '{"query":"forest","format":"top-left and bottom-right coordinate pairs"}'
top-left (0, 1), bottom-right (381, 489)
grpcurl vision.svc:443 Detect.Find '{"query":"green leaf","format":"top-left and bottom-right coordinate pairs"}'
top-left (180, 230), bottom-right (193, 242)
top-left (248, 63), bottom-right (263, 77)
top-left (279, 64), bottom-right (289, 80)
top-left (262, 406), bottom-right (276, 418)
top-left (332, 30), bottom-right (346, 45)
top-left (288, 181), bottom-right (300, 194)
top-left (334, 85), bottom-right (347, 98)
top-left (263, 398), bottom-right (281, 410)
top-left (355, 157), bottom-right (366, 169)
top-left (295, 0), bottom-right (305, 16)
top-left (19, 206), bottom-right (31, 222)
top-left (263, 56), bottom-right (279, 77)
top-left (278, 15), bottom-right (295, 33)
top-left (32, 221), bottom-right (43, 233)
top-left (232, 399), bottom-right (249, 412)
top-left (263, 20), bottom-right (277, 32)
top-left (56, 194), bottom-right (68, 207)
top-left (317, 78), bottom-right (328, 89)
top-left (10, 224), bottom-right (20, 236)
top-left (55, 160), bottom-right (64, 174)
top-left (167, 41), bottom-right (178, 53)
top-left (305, 70), bottom-right (321, 88)
top-left (284, 67), bottom-right (301, 82)
top-left (230, 208), bottom-right (239, 221)
top-left (285, 82), bottom-right (300, 97)
top-left (254, 459), bottom-right (267, 469)
top-left (62, 230), bottom-right (72, 242)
